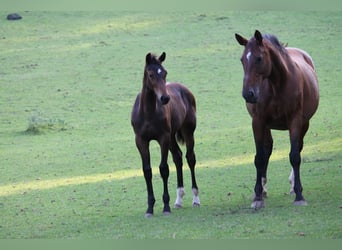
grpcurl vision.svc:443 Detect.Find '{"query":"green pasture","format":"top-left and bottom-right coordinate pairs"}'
top-left (0, 11), bottom-right (341, 239)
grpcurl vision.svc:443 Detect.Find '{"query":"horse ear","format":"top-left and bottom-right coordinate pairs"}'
top-left (146, 53), bottom-right (152, 64)
top-left (254, 30), bottom-right (263, 44)
top-left (235, 33), bottom-right (247, 46)
top-left (159, 52), bottom-right (166, 63)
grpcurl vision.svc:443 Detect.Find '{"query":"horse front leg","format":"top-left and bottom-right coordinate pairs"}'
top-left (261, 129), bottom-right (273, 198)
top-left (289, 122), bottom-right (308, 206)
top-left (159, 137), bottom-right (171, 215)
top-left (135, 137), bottom-right (155, 217)
top-left (251, 120), bottom-right (269, 209)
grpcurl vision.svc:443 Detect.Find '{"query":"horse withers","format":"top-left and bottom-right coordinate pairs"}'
top-left (131, 52), bottom-right (200, 217)
top-left (235, 30), bottom-right (319, 209)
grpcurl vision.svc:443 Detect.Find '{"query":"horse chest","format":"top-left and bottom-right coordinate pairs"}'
top-left (136, 116), bottom-right (170, 140)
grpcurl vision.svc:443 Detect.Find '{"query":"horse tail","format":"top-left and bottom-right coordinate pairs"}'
top-left (176, 131), bottom-right (185, 145)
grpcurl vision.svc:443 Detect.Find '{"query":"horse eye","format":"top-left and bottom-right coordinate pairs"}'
top-left (256, 56), bottom-right (262, 63)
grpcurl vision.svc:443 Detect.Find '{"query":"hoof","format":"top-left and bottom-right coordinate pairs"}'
top-left (163, 211), bottom-right (171, 216)
top-left (174, 203), bottom-right (182, 209)
top-left (192, 202), bottom-right (200, 207)
top-left (293, 200), bottom-right (307, 206)
top-left (144, 213), bottom-right (153, 218)
top-left (251, 200), bottom-right (265, 209)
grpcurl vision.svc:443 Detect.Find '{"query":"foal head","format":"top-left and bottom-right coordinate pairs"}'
top-left (144, 52), bottom-right (170, 105)
top-left (235, 30), bottom-right (285, 103)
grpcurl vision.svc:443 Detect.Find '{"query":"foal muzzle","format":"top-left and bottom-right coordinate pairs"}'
top-left (160, 95), bottom-right (170, 105)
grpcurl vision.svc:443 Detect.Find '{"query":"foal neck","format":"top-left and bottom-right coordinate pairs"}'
top-left (140, 85), bottom-right (159, 115)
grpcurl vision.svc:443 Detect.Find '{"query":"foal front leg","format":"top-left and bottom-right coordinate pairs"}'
top-left (136, 138), bottom-right (155, 217)
top-left (159, 138), bottom-right (171, 215)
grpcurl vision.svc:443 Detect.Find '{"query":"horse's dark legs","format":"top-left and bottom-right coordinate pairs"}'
top-left (185, 132), bottom-right (200, 207)
top-left (158, 137), bottom-right (171, 214)
top-left (252, 122), bottom-right (272, 209)
top-left (261, 129), bottom-right (273, 198)
top-left (135, 137), bottom-right (155, 217)
top-left (289, 122), bottom-right (309, 205)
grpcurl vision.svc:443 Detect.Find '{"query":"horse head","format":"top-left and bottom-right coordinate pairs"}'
top-left (144, 52), bottom-right (170, 105)
top-left (235, 30), bottom-right (273, 103)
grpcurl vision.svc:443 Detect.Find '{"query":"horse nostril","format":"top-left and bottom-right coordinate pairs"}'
top-left (248, 90), bottom-right (255, 99)
top-left (243, 89), bottom-right (257, 103)
top-left (160, 95), bottom-right (170, 105)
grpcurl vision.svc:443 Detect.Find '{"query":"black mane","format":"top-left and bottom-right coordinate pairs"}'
top-left (263, 34), bottom-right (287, 52)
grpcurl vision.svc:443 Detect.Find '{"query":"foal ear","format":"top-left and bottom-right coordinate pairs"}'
top-left (235, 33), bottom-right (248, 46)
top-left (254, 30), bottom-right (263, 44)
top-left (145, 53), bottom-right (153, 64)
top-left (159, 52), bottom-right (166, 63)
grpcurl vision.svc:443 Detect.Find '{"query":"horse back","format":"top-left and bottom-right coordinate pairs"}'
top-left (166, 82), bottom-right (196, 128)
top-left (287, 48), bottom-right (319, 119)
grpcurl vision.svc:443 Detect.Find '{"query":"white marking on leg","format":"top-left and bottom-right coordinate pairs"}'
top-left (174, 187), bottom-right (185, 208)
top-left (261, 177), bottom-right (267, 198)
top-left (192, 188), bottom-right (200, 207)
top-left (289, 168), bottom-right (295, 194)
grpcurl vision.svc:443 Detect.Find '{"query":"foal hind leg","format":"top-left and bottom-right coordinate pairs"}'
top-left (158, 136), bottom-right (171, 215)
top-left (184, 130), bottom-right (200, 207)
top-left (170, 136), bottom-right (185, 208)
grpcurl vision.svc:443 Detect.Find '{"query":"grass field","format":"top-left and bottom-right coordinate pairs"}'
top-left (0, 11), bottom-right (341, 239)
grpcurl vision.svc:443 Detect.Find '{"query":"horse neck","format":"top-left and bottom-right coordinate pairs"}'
top-left (268, 46), bottom-right (292, 87)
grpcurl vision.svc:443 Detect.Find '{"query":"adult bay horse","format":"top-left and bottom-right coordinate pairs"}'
top-left (235, 30), bottom-right (319, 209)
top-left (131, 52), bottom-right (200, 217)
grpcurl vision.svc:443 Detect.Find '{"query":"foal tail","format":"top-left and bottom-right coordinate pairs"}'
top-left (176, 131), bottom-right (185, 145)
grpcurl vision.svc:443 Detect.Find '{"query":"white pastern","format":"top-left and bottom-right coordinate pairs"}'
top-left (261, 177), bottom-right (267, 197)
top-left (192, 188), bottom-right (200, 207)
top-left (174, 187), bottom-right (185, 208)
top-left (288, 168), bottom-right (295, 194)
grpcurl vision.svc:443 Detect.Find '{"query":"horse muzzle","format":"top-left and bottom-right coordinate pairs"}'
top-left (242, 88), bottom-right (258, 103)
